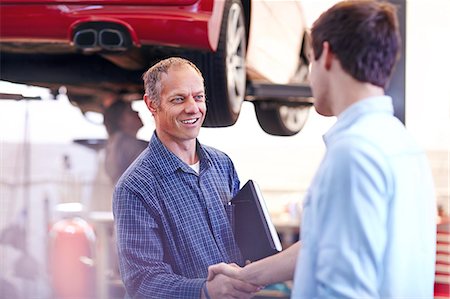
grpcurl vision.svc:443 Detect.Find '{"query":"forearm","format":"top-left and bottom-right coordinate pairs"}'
top-left (114, 191), bottom-right (205, 298)
top-left (242, 242), bottom-right (300, 286)
top-left (123, 269), bottom-right (205, 299)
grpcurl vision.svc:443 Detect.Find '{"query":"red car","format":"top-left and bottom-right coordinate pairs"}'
top-left (0, 0), bottom-right (312, 136)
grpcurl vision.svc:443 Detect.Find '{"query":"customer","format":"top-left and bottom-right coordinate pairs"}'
top-left (113, 57), bottom-right (259, 298)
top-left (103, 100), bottom-right (147, 184)
top-left (208, 1), bottom-right (437, 298)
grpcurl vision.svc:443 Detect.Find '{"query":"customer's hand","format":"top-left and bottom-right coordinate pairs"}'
top-left (204, 263), bottom-right (260, 299)
top-left (207, 262), bottom-right (242, 281)
top-left (208, 261), bottom-right (268, 288)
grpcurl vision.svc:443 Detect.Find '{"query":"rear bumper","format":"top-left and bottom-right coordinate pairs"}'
top-left (0, 0), bottom-right (224, 51)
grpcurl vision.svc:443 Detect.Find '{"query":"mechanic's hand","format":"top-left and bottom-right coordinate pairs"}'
top-left (207, 262), bottom-right (242, 281)
top-left (204, 268), bottom-right (260, 299)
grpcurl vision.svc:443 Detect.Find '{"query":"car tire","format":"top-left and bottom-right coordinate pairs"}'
top-left (254, 102), bottom-right (311, 136)
top-left (194, 0), bottom-right (247, 127)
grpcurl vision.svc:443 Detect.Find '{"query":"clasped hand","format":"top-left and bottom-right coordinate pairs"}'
top-left (204, 262), bottom-right (264, 299)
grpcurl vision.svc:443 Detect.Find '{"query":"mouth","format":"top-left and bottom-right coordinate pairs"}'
top-left (181, 118), bottom-right (200, 125)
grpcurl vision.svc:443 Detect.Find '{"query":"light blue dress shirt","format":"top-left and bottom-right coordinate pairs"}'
top-left (292, 96), bottom-right (436, 298)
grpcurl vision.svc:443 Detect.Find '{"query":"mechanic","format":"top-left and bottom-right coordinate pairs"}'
top-left (113, 57), bottom-right (259, 299)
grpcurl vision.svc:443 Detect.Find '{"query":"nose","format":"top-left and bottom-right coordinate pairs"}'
top-left (184, 96), bottom-right (200, 114)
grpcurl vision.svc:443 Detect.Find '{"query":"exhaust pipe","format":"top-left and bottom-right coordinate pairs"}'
top-left (72, 22), bottom-right (143, 70)
top-left (73, 29), bottom-right (100, 52)
top-left (99, 29), bottom-right (127, 51)
top-left (73, 23), bottom-right (131, 52)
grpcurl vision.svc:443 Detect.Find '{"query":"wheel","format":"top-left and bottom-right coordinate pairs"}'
top-left (194, 0), bottom-right (247, 127)
top-left (254, 102), bottom-right (311, 136)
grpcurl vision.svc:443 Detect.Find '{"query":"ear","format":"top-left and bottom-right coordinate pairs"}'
top-left (144, 94), bottom-right (157, 116)
top-left (322, 41), bottom-right (334, 70)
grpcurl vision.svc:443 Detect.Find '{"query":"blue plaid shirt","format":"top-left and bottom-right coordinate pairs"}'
top-left (113, 132), bottom-right (243, 298)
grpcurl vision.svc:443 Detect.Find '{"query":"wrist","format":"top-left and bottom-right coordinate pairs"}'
top-left (202, 281), bottom-right (212, 299)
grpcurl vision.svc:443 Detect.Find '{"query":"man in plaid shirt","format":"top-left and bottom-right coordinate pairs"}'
top-left (113, 57), bottom-right (259, 299)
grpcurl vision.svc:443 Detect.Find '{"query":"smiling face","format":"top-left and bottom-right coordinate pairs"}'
top-left (147, 64), bottom-right (206, 146)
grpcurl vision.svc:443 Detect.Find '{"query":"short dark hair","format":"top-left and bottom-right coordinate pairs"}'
top-left (103, 100), bottom-right (130, 135)
top-left (142, 57), bottom-right (204, 106)
top-left (311, 0), bottom-right (401, 88)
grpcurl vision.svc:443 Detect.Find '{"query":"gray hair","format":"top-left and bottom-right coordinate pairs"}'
top-left (142, 57), bottom-right (204, 106)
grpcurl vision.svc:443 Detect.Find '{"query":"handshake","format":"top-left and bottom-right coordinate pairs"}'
top-left (203, 242), bottom-right (299, 299)
top-left (204, 262), bottom-right (264, 299)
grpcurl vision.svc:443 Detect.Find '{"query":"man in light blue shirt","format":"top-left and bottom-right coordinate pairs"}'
top-left (293, 94), bottom-right (436, 298)
top-left (208, 1), bottom-right (437, 298)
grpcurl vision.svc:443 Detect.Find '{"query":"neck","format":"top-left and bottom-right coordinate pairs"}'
top-left (331, 75), bottom-right (385, 116)
top-left (156, 131), bottom-right (198, 165)
top-left (121, 128), bottom-right (138, 137)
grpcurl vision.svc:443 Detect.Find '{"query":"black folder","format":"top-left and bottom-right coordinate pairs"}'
top-left (231, 180), bottom-right (282, 262)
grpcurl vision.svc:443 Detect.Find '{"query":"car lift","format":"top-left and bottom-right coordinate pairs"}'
top-left (246, 81), bottom-right (313, 103)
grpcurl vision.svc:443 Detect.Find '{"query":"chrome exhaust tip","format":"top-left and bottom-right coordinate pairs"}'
top-left (73, 29), bottom-right (100, 52)
top-left (99, 29), bottom-right (127, 51)
top-left (73, 23), bottom-right (132, 53)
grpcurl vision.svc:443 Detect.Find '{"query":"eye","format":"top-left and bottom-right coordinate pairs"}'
top-left (171, 97), bottom-right (184, 104)
top-left (194, 94), bottom-right (205, 102)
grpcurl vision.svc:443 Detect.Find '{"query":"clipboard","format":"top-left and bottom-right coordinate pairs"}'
top-left (231, 180), bottom-right (282, 262)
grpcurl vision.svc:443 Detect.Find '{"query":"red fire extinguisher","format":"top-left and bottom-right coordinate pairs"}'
top-left (48, 217), bottom-right (96, 299)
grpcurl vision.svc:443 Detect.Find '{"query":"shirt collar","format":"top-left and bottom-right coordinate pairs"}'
top-left (148, 132), bottom-right (211, 175)
top-left (323, 95), bottom-right (394, 145)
